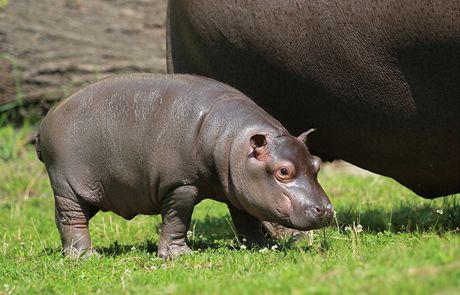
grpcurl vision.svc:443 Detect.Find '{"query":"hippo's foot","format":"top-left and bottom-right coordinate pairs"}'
top-left (261, 221), bottom-right (310, 242)
top-left (157, 243), bottom-right (192, 260)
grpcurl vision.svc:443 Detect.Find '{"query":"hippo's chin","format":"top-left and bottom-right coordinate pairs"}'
top-left (289, 221), bottom-right (328, 231)
top-left (281, 217), bottom-right (317, 231)
top-left (269, 202), bottom-right (330, 231)
top-left (270, 215), bottom-right (320, 231)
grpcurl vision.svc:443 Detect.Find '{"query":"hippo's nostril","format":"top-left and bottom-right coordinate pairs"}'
top-left (306, 205), bottom-right (334, 222)
top-left (323, 205), bottom-right (334, 220)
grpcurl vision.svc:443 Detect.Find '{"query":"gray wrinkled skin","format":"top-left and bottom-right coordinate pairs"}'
top-left (167, 0), bottom-right (460, 199)
top-left (36, 74), bottom-right (333, 259)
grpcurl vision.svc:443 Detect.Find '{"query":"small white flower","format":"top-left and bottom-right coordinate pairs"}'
top-left (436, 209), bottom-right (444, 215)
top-left (259, 247), bottom-right (269, 253)
top-left (187, 231), bottom-right (193, 239)
top-left (240, 244), bottom-right (247, 250)
top-left (355, 224), bottom-right (363, 233)
top-left (271, 245), bottom-right (278, 251)
top-left (344, 226), bottom-right (352, 232)
top-left (242, 238), bottom-right (247, 242)
top-left (130, 246), bottom-right (136, 251)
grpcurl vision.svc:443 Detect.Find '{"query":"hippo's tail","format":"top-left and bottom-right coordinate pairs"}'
top-left (35, 133), bottom-right (43, 162)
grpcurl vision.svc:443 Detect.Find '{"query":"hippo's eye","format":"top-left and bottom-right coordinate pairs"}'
top-left (275, 166), bottom-right (294, 182)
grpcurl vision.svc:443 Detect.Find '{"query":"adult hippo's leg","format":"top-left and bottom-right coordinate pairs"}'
top-left (228, 205), bottom-right (269, 247)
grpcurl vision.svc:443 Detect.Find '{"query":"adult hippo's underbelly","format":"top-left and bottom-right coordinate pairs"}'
top-left (167, 0), bottom-right (460, 198)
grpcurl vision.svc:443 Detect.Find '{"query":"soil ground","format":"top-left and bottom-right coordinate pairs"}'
top-left (0, 0), bottom-right (167, 111)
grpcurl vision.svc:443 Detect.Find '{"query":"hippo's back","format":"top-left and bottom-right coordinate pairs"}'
top-left (39, 74), bottom-right (242, 161)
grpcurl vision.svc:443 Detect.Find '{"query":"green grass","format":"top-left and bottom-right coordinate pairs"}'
top-left (0, 0), bottom-right (8, 9)
top-left (0, 125), bottom-right (459, 294)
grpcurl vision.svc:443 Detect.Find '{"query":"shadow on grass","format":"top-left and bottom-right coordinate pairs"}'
top-left (94, 216), bottom-right (298, 257)
top-left (336, 202), bottom-right (460, 233)
top-left (42, 242), bottom-right (158, 257)
top-left (43, 201), bottom-right (460, 257)
top-left (97, 239), bottom-right (158, 256)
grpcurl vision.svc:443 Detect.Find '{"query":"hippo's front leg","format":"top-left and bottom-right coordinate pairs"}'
top-left (158, 186), bottom-right (198, 259)
top-left (228, 205), bottom-right (269, 247)
top-left (261, 221), bottom-right (310, 242)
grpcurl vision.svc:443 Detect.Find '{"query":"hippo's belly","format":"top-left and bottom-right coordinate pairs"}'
top-left (97, 179), bottom-right (161, 220)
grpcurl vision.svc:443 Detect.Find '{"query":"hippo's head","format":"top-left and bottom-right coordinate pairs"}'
top-left (230, 129), bottom-right (334, 230)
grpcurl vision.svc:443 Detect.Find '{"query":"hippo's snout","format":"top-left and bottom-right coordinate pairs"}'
top-left (287, 194), bottom-right (334, 231)
top-left (305, 203), bottom-right (334, 228)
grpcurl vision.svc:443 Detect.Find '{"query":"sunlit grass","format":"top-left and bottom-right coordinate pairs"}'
top-left (0, 125), bottom-right (459, 294)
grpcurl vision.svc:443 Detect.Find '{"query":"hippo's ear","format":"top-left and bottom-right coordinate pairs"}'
top-left (250, 134), bottom-right (269, 160)
top-left (297, 128), bottom-right (316, 144)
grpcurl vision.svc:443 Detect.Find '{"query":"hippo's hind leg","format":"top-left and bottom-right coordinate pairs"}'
top-left (54, 194), bottom-right (98, 258)
top-left (158, 186), bottom-right (198, 260)
top-left (228, 206), bottom-right (269, 247)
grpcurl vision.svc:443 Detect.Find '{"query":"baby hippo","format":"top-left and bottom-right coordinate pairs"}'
top-left (36, 74), bottom-right (333, 259)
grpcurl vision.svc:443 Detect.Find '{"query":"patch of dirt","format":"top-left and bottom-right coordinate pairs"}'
top-left (0, 57), bottom-right (15, 106)
top-left (0, 0), bottom-right (167, 110)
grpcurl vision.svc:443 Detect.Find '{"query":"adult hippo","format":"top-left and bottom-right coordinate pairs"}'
top-left (166, 0), bottom-right (460, 198)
